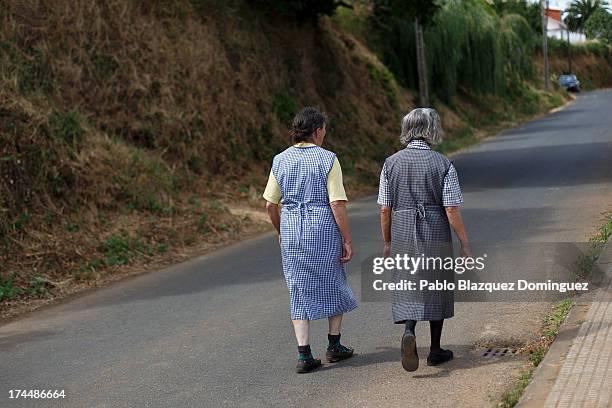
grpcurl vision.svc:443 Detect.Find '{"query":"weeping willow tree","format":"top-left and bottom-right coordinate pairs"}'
top-left (498, 14), bottom-right (537, 81)
top-left (371, 0), bottom-right (538, 103)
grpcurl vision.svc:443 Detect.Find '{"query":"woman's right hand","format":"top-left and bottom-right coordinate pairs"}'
top-left (383, 242), bottom-right (391, 258)
top-left (340, 240), bottom-right (353, 263)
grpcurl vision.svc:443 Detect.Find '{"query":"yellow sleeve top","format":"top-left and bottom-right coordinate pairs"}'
top-left (263, 143), bottom-right (348, 204)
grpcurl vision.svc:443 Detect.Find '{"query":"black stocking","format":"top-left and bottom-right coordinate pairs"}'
top-left (429, 319), bottom-right (444, 351)
top-left (405, 319), bottom-right (417, 335)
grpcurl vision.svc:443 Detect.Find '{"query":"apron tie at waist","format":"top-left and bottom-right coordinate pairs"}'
top-left (392, 204), bottom-right (440, 218)
top-left (283, 202), bottom-right (327, 212)
top-left (393, 204), bottom-right (441, 253)
top-left (298, 202), bottom-right (315, 212)
top-left (283, 202), bottom-right (329, 249)
top-left (416, 203), bottom-right (426, 220)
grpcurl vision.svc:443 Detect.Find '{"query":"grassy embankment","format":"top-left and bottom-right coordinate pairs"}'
top-left (0, 0), bottom-right (409, 315)
top-left (0, 0), bottom-right (608, 317)
top-left (543, 37), bottom-right (612, 90)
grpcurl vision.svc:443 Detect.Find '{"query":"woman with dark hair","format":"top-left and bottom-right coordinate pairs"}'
top-left (378, 108), bottom-right (471, 372)
top-left (263, 107), bottom-right (358, 374)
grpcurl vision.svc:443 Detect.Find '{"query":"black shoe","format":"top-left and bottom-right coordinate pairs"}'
top-left (427, 349), bottom-right (453, 366)
top-left (295, 357), bottom-right (322, 373)
top-left (401, 331), bottom-right (419, 372)
top-left (326, 343), bottom-right (354, 363)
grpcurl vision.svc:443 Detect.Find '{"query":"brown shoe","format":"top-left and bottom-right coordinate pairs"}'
top-left (401, 331), bottom-right (419, 371)
top-left (326, 344), bottom-right (354, 363)
top-left (296, 358), bottom-right (322, 373)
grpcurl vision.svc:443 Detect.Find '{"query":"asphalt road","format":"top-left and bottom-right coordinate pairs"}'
top-left (1, 90), bottom-right (611, 408)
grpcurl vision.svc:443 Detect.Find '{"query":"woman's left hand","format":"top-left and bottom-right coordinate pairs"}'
top-left (340, 240), bottom-right (353, 263)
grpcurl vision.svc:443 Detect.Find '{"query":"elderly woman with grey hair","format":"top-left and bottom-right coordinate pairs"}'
top-left (378, 108), bottom-right (471, 372)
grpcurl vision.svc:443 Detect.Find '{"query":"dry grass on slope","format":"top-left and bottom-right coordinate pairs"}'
top-left (0, 0), bottom-right (410, 314)
top-left (534, 45), bottom-right (612, 90)
top-left (1, 0), bottom-right (406, 174)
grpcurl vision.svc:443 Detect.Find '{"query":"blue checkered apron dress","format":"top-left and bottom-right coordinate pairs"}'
top-left (383, 147), bottom-right (455, 322)
top-left (272, 145), bottom-right (358, 320)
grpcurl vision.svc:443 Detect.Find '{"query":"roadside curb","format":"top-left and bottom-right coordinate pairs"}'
top-left (517, 239), bottom-right (612, 407)
top-left (597, 239), bottom-right (612, 266)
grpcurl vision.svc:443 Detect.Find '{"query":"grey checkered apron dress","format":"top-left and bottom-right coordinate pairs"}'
top-left (272, 145), bottom-right (358, 320)
top-left (382, 147), bottom-right (455, 322)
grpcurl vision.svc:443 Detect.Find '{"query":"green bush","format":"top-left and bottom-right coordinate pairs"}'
top-left (49, 110), bottom-right (85, 149)
top-left (547, 37), bottom-right (611, 57)
top-left (272, 91), bottom-right (297, 125)
top-left (367, 62), bottom-right (397, 104)
top-left (115, 152), bottom-right (178, 212)
top-left (101, 232), bottom-right (153, 266)
top-left (0, 272), bottom-right (23, 301)
top-left (102, 234), bottom-right (132, 266)
top-left (27, 276), bottom-right (49, 298)
top-left (529, 347), bottom-right (546, 366)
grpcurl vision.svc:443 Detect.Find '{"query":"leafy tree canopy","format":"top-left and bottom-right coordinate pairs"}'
top-left (371, 0), bottom-right (442, 27)
top-left (585, 8), bottom-right (612, 42)
top-left (247, 0), bottom-right (349, 22)
top-left (564, 0), bottom-right (609, 32)
top-left (491, 0), bottom-right (542, 34)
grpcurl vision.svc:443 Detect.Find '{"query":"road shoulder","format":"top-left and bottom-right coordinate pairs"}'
top-left (518, 240), bottom-right (612, 407)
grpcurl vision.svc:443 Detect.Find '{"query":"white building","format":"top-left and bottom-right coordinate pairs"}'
top-left (546, 8), bottom-right (587, 44)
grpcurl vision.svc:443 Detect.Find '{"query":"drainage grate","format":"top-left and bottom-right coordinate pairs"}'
top-left (481, 348), bottom-right (519, 358)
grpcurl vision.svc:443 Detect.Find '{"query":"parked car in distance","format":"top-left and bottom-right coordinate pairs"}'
top-left (559, 74), bottom-right (581, 92)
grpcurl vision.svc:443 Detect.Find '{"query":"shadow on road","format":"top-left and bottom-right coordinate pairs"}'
top-left (316, 344), bottom-right (525, 377)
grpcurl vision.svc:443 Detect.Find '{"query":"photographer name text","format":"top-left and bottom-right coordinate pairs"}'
top-left (372, 279), bottom-right (589, 293)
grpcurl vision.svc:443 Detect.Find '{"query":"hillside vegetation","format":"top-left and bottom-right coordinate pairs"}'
top-left (0, 0), bottom-right (609, 311)
top-left (0, 0), bottom-right (412, 306)
top-left (544, 38), bottom-right (612, 89)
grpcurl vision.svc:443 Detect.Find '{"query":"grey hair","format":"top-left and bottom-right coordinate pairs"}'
top-left (399, 108), bottom-right (444, 145)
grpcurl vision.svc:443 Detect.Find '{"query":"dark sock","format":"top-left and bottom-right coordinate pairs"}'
top-left (328, 333), bottom-right (341, 348)
top-left (405, 320), bottom-right (417, 335)
top-left (298, 345), bottom-right (313, 360)
top-left (429, 319), bottom-right (444, 351)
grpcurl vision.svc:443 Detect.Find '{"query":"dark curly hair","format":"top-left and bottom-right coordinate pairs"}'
top-left (289, 107), bottom-right (326, 143)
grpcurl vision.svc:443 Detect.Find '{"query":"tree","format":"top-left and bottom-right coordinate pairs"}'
top-left (585, 8), bottom-right (612, 42)
top-left (542, 0), bottom-right (550, 91)
top-left (564, 0), bottom-right (609, 32)
top-left (248, 0), bottom-right (351, 22)
top-left (371, 0), bottom-right (441, 106)
top-left (409, 1), bottom-right (441, 107)
top-left (491, 0), bottom-right (542, 34)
